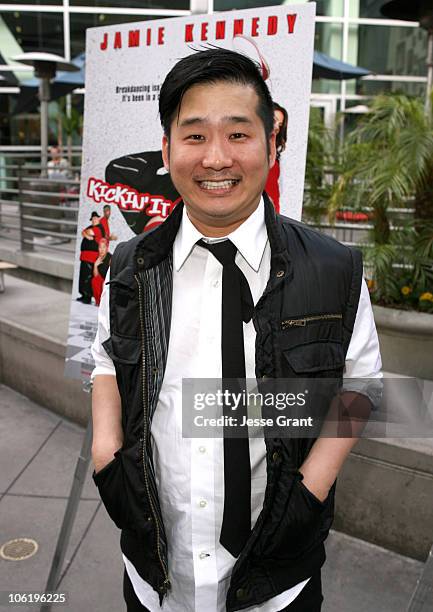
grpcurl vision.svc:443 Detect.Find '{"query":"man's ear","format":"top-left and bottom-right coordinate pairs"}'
top-left (162, 134), bottom-right (170, 171)
top-left (268, 131), bottom-right (277, 169)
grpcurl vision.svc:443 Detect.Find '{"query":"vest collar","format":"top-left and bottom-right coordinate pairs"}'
top-left (134, 192), bottom-right (292, 283)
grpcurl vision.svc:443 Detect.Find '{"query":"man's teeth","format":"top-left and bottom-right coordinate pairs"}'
top-left (200, 180), bottom-right (238, 190)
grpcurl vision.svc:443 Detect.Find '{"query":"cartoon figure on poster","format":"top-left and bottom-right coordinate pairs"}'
top-left (65, 5), bottom-right (315, 380)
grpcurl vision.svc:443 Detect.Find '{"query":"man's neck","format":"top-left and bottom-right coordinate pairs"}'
top-left (185, 202), bottom-right (261, 238)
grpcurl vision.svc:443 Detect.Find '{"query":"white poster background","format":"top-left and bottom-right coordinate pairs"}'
top-left (65, 3), bottom-right (315, 381)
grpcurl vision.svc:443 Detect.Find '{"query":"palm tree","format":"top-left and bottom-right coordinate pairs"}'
top-left (328, 93), bottom-right (433, 308)
top-left (303, 107), bottom-right (336, 223)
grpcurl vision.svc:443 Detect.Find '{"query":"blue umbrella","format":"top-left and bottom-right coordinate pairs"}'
top-left (313, 51), bottom-right (371, 80)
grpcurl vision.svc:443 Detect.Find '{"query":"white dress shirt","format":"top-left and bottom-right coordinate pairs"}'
top-left (91, 198), bottom-right (382, 611)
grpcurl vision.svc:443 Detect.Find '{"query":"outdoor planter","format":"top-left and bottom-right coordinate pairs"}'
top-left (373, 305), bottom-right (433, 380)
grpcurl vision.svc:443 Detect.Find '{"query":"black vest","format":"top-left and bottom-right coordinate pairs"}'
top-left (93, 194), bottom-right (363, 610)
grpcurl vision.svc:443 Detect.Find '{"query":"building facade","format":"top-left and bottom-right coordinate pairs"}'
top-left (0, 0), bottom-right (427, 145)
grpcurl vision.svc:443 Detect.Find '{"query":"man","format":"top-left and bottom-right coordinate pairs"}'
top-left (77, 212), bottom-right (105, 304)
top-left (91, 49), bottom-right (381, 611)
top-left (99, 204), bottom-right (118, 248)
top-left (47, 145), bottom-right (69, 179)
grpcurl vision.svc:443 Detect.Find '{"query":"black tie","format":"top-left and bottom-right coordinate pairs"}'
top-left (197, 239), bottom-right (254, 557)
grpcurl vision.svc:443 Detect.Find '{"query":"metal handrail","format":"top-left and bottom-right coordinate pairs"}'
top-left (21, 202), bottom-right (79, 213)
top-left (22, 227), bottom-right (76, 240)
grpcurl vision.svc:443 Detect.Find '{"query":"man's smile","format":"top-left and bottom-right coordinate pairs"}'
top-left (196, 178), bottom-right (241, 192)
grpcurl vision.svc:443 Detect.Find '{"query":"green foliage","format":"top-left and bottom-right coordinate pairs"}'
top-left (58, 98), bottom-right (83, 139)
top-left (326, 94), bottom-right (433, 313)
top-left (303, 107), bottom-right (336, 223)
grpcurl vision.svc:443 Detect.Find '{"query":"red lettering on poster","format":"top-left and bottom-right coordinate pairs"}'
top-left (233, 19), bottom-right (244, 36)
top-left (100, 33), bottom-right (108, 51)
top-left (86, 177), bottom-right (174, 218)
top-left (287, 14), bottom-right (297, 34)
top-left (158, 27), bottom-right (164, 45)
top-left (128, 30), bottom-right (140, 47)
top-left (267, 16), bottom-right (278, 35)
top-left (146, 28), bottom-right (151, 45)
top-left (215, 20), bottom-right (225, 39)
top-left (251, 17), bottom-right (259, 37)
top-left (201, 22), bottom-right (208, 41)
top-left (185, 23), bottom-right (194, 42)
top-left (114, 32), bottom-right (122, 49)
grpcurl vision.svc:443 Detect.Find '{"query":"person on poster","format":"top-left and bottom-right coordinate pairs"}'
top-left (91, 238), bottom-right (111, 306)
top-left (99, 204), bottom-right (118, 248)
top-left (265, 102), bottom-right (288, 213)
top-left (77, 211), bottom-right (105, 304)
top-left (91, 49), bottom-right (381, 611)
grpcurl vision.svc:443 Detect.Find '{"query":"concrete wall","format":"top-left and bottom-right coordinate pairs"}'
top-left (0, 319), bottom-right (88, 426)
top-left (374, 306), bottom-right (433, 381)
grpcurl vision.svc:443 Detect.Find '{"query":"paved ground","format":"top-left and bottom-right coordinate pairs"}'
top-left (0, 385), bottom-right (424, 612)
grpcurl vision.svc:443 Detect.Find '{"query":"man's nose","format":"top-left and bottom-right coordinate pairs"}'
top-left (201, 138), bottom-right (233, 170)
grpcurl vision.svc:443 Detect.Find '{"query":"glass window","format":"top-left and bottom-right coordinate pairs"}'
top-left (356, 79), bottom-right (427, 98)
top-left (356, 24), bottom-right (427, 76)
top-left (215, 0), bottom-right (285, 10)
top-left (0, 1), bottom-right (60, 4)
top-left (70, 0), bottom-right (189, 7)
top-left (311, 77), bottom-right (341, 95)
top-left (358, 0), bottom-right (398, 19)
top-left (1, 11), bottom-right (64, 55)
top-left (70, 13), bottom-right (169, 58)
top-left (315, 22), bottom-right (343, 59)
top-left (311, 0), bottom-right (343, 18)
top-left (281, 0), bottom-right (343, 18)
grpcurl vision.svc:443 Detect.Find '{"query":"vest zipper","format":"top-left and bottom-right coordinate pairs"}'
top-left (135, 274), bottom-right (171, 596)
top-left (281, 313), bottom-right (342, 329)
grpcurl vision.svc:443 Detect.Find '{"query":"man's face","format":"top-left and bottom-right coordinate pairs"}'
top-left (104, 207), bottom-right (111, 219)
top-left (91, 216), bottom-right (100, 226)
top-left (162, 81), bottom-right (276, 232)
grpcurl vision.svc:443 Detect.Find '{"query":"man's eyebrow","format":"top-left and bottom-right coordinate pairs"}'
top-left (178, 115), bottom-right (254, 127)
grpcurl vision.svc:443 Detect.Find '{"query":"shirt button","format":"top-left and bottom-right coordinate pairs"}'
top-left (199, 552), bottom-right (210, 560)
top-left (199, 500), bottom-right (207, 508)
top-left (212, 280), bottom-right (219, 288)
top-left (198, 446), bottom-right (206, 453)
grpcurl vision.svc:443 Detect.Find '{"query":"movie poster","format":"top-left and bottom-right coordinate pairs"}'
top-left (64, 3), bottom-right (316, 381)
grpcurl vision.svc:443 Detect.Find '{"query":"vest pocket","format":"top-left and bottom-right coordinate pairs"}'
top-left (283, 341), bottom-right (344, 375)
top-left (257, 471), bottom-right (328, 561)
top-left (93, 450), bottom-right (131, 530)
top-left (102, 333), bottom-right (141, 365)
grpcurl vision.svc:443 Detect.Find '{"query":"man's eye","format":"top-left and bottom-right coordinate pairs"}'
top-left (230, 133), bottom-right (247, 139)
top-left (187, 134), bottom-right (204, 141)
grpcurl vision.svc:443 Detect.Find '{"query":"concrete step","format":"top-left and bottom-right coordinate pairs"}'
top-left (0, 237), bottom-right (73, 292)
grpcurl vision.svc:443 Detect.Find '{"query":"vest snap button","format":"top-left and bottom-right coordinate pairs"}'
top-left (276, 270), bottom-right (284, 278)
top-left (272, 451), bottom-right (280, 463)
top-left (137, 257), bottom-right (145, 266)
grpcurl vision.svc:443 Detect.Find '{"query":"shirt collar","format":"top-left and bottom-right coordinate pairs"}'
top-left (174, 196), bottom-right (267, 272)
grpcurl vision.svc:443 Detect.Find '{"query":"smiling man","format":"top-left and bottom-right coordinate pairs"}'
top-left (91, 49), bottom-right (381, 612)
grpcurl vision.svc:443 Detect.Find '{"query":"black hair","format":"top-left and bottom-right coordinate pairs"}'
top-left (103, 204), bottom-right (111, 210)
top-left (159, 48), bottom-right (274, 143)
top-left (273, 101), bottom-right (288, 161)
